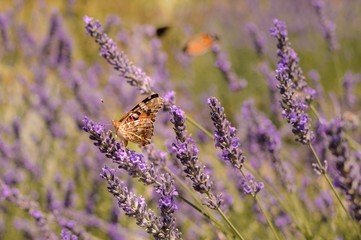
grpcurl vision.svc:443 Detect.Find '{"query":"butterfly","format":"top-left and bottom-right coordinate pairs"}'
top-left (155, 26), bottom-right (170, 37)
top-left (183, 33), bottom-right (219, 56)
top-left (112, 93), bottom-right (165, 147)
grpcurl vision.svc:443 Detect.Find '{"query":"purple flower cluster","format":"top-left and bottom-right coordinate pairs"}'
top-left (270, 19), bottom-right (315, 144)
top-left (101, 166), bottom-right (181, 239)
top-left (60, 229), bottom-right (78, 240)
top-left (342, 72), bottom-right (361, 109)
top-left (238, 174), bottom-right (264, 195)
top-left (41, 10), bottom-right (73, 68)
top-left (0, 180), bottom-right (57, 239)
top-left (82, 116), bottom-right (157, 185)
top-left (83, 116), bottom-right (182, 237)
top-left (170, 105), bottom-right (223, 209)
top-left (208, 97), bottom-right (265, 197)
top-left (211, 44), bottom-right (248, 91)
top-left (324, 118), bottom-right (361, 224)
top-left (241, 100), bottom-right (294, 192)
top-left (241, 100), bottom-right (281, 154)
top-left (311, 0), bottom-right (339, 52)
top-left (246, 23), bottom-right (265, 57)
top-left (156, 173), bottom-right (181, 239)
top-left (84, 16), bottom-right (153, 94)
top-left (208, 97), bottom-right (245, 169)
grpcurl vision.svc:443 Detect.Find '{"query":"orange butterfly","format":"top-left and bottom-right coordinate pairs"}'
top-left (112, 94), bottom-right (164, 147)
top-left (183, 33), bottom-right (219, 56)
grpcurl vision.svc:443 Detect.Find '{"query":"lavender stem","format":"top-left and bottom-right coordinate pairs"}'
top-left (308, 143), bottom-right (360, 234)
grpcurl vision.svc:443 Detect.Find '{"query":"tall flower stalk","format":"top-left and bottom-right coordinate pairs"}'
top-left (208, 97), bottom-right (281, 240)
top-left (0, 180), bottom-right (56, 239)
top-left (101, 166), bottom-right (182, 239)
top-left (270, 19), bottom-right (315, 145)
top-left (169, 105), bottom-right (244, 240)
top-left (324, 118), bottom-right (361, 225)
top-left (83, 116), bottom-right (182, 238)
top-left (84, 16), bottom-right (153, 95)
top-left (271, 19), bottom-right (360, 233)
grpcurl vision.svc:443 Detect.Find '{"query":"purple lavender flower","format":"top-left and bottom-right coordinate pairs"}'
top-left (64, 181), bottom-right (74, 208)
top-left (101, 166), bottom-right (182, 239)
top-left (270, 19), bottom-right (315, 144)
top-left (156, 173), bottom-right (182, 239)
top-left (208, 97), bottom-right (265, 196)
top-left (103, 15), bottom-right (121, 33)
top-left (315, 191), bottom-right (335, 220)
top-left (211, 44), bottom-right (248, 91)
top-left (311, 0), bottom-right (339, 52)
top-left (25, 68), bottom-right (66, 138)
top-left (238, 174), bottom-right (264, 195)
top-left (342, 72), bottom-right (360, 109)
top-left (241, 100), bottom-right (281, 154)
top-left (170, 105), bottom-right (222, 209)
top-left (82, 116), bottom-right (157, 185)
top-left (61, 229), bottom-right (78, 240)
top-left (162, 90), bottom-right (176, 111)
top-left (55, 214), bottom-right (89, 240)
top-left (270, 19), bottom-right (315, 99)
top-left (241, 100), bottom-right (294, 192)
top-left (0, 180), bottom-right (57, 239)
top-left (324, 118), bottom-right (361, 224)
top-left (308, 70), bottom-right (324, 102)
top-left (208, 97), bottom-right (245, 169)
top-left (57, 29), bottom-right (73, 68)
top-left (141, 144), bottom-right (167, 171)
top-left (84, 16), bottom-right (153, 94)
top-left (246, 23), bottom-right (265, 57)
top-left (41, 10), bottom-right (64, 67)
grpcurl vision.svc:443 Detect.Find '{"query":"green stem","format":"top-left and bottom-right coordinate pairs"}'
top-left (186, 115), bottom-right (214, 139)
top-left (187, 114), bottom-right (282, 239)
top-left (310, 104), bottom-right (321, 122)
top-left (238, 168), bottom-right (282, 240)
top-left (308, 143), bottom-right (361, 235)
top-left (254, 195), bottom-right (283, 240)
top-left (244, 164), bottom-right (311, 237)
top-left (217, 207), bottom-right (245, 240)
top-left (163, 167), bottom-right (230, 235)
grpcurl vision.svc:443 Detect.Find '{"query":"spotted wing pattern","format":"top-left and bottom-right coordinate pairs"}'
top-left (112, 94), bottom-right (164, 147)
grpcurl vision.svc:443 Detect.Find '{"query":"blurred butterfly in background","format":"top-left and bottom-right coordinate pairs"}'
top-left (112, 93), bottom-right (164, 147)
top-left (183, 33), bottom-right (219, 56)
top-left (155, 26), bottom-right (170, 38)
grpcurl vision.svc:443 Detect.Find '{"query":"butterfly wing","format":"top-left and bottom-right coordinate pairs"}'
top-left (183, 33), bottom-right (218, 56)
top-left (112, 94), bottom-right (164, 147)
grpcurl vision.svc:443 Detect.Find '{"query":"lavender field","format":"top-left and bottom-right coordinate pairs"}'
top-left (1, 0), bottom-right (361, 239)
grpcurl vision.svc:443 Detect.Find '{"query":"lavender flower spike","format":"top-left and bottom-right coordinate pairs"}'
top-left (211, 44), bottom-right (248, 91)
top-left (84, 16), bottom-right (152, 94)
top-left (82, 116), bottom-right (157, 185)
top-left (208, 97), bottom-right (245, 169)
top-left (270, 19), bottom-right (315, 144)
top-left (101, 166), bottom-right (182, 239)
top-left (0, 180), bottom-right (57, 239)
top-left (324, 118), bottom-right (361, 224)
top-left (170, 105), bottom-right (222, 209)
top-left (311, 0), bottom-right (339, 52)
top-left (157, 173), bottom-right (182, 239)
